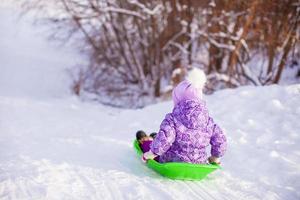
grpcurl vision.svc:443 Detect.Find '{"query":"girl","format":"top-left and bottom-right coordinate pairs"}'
top-left (143, 69), bottom-right (227, 164)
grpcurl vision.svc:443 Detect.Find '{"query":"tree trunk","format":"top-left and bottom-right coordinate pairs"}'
top-left (227, 0), bottom-right (258, 78)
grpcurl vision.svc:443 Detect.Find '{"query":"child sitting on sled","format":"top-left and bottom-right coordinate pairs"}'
top-left (136, 131), bottom-right (158, 161)
top-left (136, 130), bottom-right (154, 152)
top-left (142, 68), bottom-right (227, 164)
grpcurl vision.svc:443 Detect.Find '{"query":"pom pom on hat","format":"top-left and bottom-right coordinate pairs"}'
top-left (172, 68), bottom-right (207, 105)
top-left (186, 68), bottom-right (207, 90)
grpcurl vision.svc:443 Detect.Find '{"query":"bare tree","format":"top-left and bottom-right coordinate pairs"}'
top-left (21, 0), bottom-right (300, 107)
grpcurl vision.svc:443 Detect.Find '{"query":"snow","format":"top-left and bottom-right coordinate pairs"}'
top-left (128, 0), bottom-right (163, 16)
top-left (208, 0), bottom-right (216, 8)
top-left (1, 5), bottom-right (300, 200)
top-left (103, 7), bottom-right (145, 20)
top-left (280, 66), bottom-right (300, 85)
top-left (1, 84), bottom-right (300, 200)
top-left (0, 8), bottom-right (82, 100)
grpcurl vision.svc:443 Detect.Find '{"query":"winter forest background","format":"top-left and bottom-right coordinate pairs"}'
top-left (22, 0), bottom-right (300, 108)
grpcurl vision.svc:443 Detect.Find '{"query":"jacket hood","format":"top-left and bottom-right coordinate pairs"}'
top-left (172, 99), bottom-right (209, 130)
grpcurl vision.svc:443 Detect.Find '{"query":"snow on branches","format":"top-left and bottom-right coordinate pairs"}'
top-left (22, 0), bottom-right (300, 107)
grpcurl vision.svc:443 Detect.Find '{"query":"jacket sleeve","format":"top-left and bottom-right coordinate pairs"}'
top-left (150, 114), bottom-right (176, 156)
top-left (207, 117), bottom-right (227, 158)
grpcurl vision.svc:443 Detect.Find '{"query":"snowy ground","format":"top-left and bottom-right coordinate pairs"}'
top-left (1, 4), bottom-right (300, 200)
top-left (1, 84), bottom-right (300, 200)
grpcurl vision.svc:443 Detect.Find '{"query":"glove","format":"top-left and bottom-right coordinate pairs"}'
top-left (208, 156), bottom-right (221, 165)
top-left (142, 151), bottom-right (157, 163)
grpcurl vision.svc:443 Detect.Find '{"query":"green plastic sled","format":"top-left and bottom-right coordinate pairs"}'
top-left (133, 140), bottom-right (220, 180)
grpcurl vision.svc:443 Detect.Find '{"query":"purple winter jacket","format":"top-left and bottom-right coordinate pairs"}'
top-left (140, 140), bottom-right (152, 152)
top-left (150, 99), bottom-right (227, 164)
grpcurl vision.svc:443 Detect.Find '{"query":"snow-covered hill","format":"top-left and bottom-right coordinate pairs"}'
top-left (1, 4), bottom-right (300, 200)
top-left (1, 84), bottom-right (300, 200)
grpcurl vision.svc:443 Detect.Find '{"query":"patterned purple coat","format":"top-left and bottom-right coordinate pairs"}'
top-left (150, 99), bottom-right (227, 164)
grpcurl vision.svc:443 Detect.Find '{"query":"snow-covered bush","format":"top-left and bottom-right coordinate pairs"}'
top-left (22, 0), bottom-right (300, 107)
